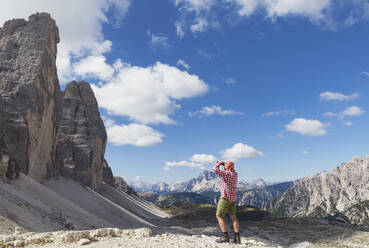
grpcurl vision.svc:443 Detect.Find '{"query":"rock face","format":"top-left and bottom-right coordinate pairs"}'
top-left (0, 13), bottom-right (62, 182)
top-left (114, 176), bottom-right (137, 196)
top-left (0, 13), bottom-right (124, 191)
top-left (54, 81), bottom-right (107, 190)
top-left (271, 156), bottom-right (369, 221)
top-left (102, 159), bottom-right (114, 187)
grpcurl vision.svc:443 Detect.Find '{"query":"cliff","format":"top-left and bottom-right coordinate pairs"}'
top-left (0, 13), bottom-right (128, 193)
top-left (0, 13), bottom-right (61, 182)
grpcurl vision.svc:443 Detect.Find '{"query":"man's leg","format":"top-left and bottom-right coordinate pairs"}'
top-left (230, 214), bottom-right (241, 244)
top-left (216, 215), bottom-right (227, 232)
top-left (215, 198), bottom-right (230, 243)
top-left (229, 214), bottom-right (239, 233)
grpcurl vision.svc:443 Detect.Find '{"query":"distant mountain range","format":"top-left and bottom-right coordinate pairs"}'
top-left (131, 170), bottom-right (294, 209)
top-left (130, 170), bottom-right (270, 194)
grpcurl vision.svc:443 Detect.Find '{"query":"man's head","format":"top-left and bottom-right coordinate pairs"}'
top-left (224, 161), bottom-right (235, 172)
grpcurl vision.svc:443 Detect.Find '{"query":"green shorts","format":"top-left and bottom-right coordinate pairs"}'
top-left (216, 198), bottom-right (236, 217)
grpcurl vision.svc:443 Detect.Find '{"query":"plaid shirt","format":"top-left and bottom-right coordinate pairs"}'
top-left (213, 163), bottom-right (238, 202)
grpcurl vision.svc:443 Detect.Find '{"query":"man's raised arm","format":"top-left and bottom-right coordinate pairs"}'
top-left (213, 161), bottom-right (226, 177)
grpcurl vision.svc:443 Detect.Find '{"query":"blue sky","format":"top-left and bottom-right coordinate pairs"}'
top-left (2, 0), bottom-right (369, 184)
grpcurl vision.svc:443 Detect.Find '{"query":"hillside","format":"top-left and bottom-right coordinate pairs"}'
top-left (271, 156), bottom-right (369, 225)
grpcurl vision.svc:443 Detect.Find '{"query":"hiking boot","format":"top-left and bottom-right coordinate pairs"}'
top-left (215, 233), bottom-right (230, 243)
top-left (233, 233), bottom-right (241, 244)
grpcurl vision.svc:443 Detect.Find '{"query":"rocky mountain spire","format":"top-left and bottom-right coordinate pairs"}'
top-left (0, 13), bottom-right (120, 191)
top-left (0, 13), bottom-right (62, 182)
top-left (54, 81), bottom-right (107, 190)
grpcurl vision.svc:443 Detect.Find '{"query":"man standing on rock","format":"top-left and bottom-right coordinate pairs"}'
top-left (213, 161), bottom-right (241, 244)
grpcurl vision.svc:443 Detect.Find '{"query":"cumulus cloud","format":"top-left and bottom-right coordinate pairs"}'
top-left (0, 0), bottom-right (131, 84)
top-left (147, 30), bottom-right (170, 50)
top-left (164, 143), bottom-right (263, 170)
top-left (92, 62), bottom-right (209, 125)
top-left (163, 153), bottom-right (218, 170)
top-left (220, 142), bottom-right (264, 161)
top-left (342, 105), bottom-right (365, 116)
top-left (164, 160), bottom-right (205, 171)
top-left (105, 122), bottom-right (164, 147)
top-left (189, 154), bottom-right (218, 164)
top-left (320, 91), bottom-right (360, 101)
top-left (324, 105), bottom-right (365, 119)
top-left (177, 59), bottom-right (190, 70)
top-left (285, 118), bottom-right (327, 136)
top-left (73, 56), bottom-right (115, 81)
top-left (262, 109), bottom-right (295, 117)
top-left (342, 121), bottom-right (352, 126)
top-left (189, 105), bottom-right (243, 117)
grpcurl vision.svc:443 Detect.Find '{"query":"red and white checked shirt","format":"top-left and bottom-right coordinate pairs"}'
top-left (213, 163), bottom-right (238, 202)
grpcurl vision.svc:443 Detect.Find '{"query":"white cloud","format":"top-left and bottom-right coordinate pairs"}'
top-left (323, 112), bottom-right (339, 118)
top-left (164, 143), bottom-right (263, 171)
top-left (190, 18), bottom-right (208, 33)
top-left (189, 105), bottom-right (243, 117)
top-left (0, 0), bottom-right (131, 84)
top-left (245, 0), bottom-right (330, 19)
top-left (302, 150), bottom-right (310, 155)
top-left (148, 30), bottom-right (170, 50)
top-left (106, 123), bottom-right (164, 146)
top-left (190, 154), bottom-right (218, 164)
top-left (197, 49), bottom-right (212, 59)
top-left (224, 78), bottom-right (236, 84)
top-left (342, 105), bottom-right (365, 116)
top-left (175, 20), bottom-right (186, 38)
top-left (177, 59), bottom-right (190, 70)
top-left (175, 0), bottom-right (216, 13)
top-left (285, 118), bottom-right (327, 136)
top-left (324, 105), bottom-right (365, 119)
top-left (220, 142), bottom-right (264, 161)
top-left (173, 0), bottom-right (369, 37)
top-left (164, 153), bottom-right (217, 171)
top-left (73, 56), bottom-right (115, 81)
top-left (164, 160), bottom-right (205, 171)
top-left (262, 109), bottom-right (295, 117)
top-left (320, 91), bottom-right (360, 101)
top-left (342, 121), bottom-right (352, 126)
top-left (92, 62), bottom-right (209, 125)
top-left (361, 71), bottom-right (369, 77)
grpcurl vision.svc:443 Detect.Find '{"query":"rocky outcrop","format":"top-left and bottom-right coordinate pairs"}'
top-left (271, 156), bottom-right (369, 220)
top-left (0, 13), bottom-right (127, 191)
top-left (0, 13), bottom-right (62, 182)
top-left (102, 159), bottom-right (114, 187)
top-left (54, 81), bottom-right (107, 190)
top-left (114, 176), bottom-right (137, 196)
